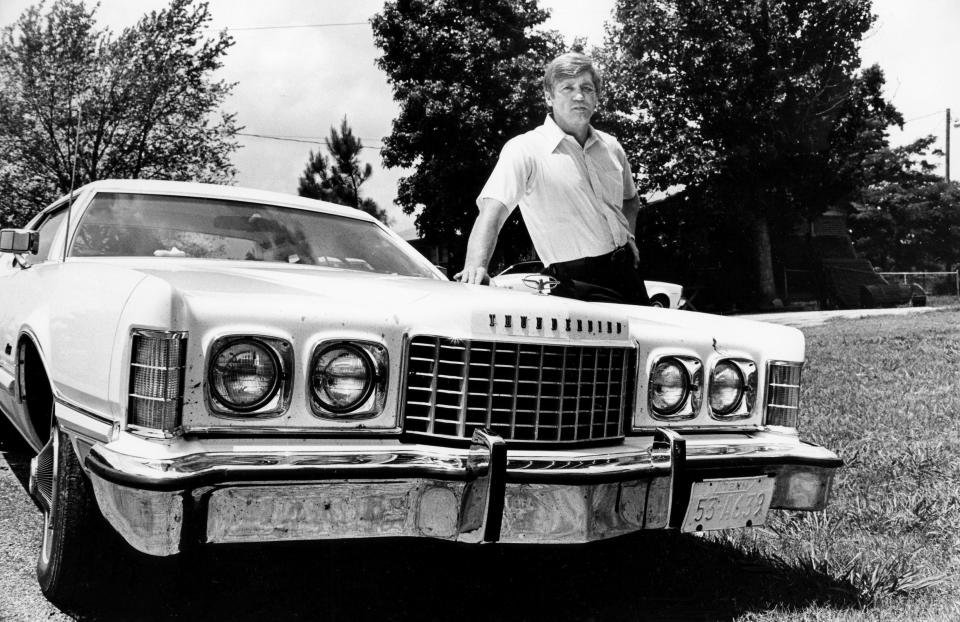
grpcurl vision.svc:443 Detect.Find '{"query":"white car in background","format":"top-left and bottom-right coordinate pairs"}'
top-left (491, 260), bottom-right (685, 308)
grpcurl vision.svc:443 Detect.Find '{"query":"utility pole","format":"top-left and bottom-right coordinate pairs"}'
top-left (947, 108), bottom-right (951, 183)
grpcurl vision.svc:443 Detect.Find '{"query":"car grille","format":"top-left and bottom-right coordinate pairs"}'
top-left (402, 336), bottom-right (635, 443)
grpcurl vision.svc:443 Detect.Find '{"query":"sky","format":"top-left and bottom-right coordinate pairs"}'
top-left (0, 0), bottom-right (957, 237)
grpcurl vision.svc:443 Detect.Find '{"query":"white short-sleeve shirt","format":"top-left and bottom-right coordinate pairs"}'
top-left (477, 115), bottom-right (638, 265)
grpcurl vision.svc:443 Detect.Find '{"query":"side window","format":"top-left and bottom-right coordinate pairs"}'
top-left (32, 209), bottom-right (68, 264)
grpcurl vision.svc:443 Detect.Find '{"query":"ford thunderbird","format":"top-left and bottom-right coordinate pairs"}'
top-left (0, 180), bottom-right (841, 604)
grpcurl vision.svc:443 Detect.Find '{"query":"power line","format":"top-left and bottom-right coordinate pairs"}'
top-left (237, 131), bottom-right (384, 150)
top-left (903, 110), bottom-right (943, 124)
top-left (227, 22), bottom-right (368, 31)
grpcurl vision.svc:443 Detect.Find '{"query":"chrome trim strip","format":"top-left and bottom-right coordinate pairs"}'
top-left (0, 366), bottom-right (15, 395)
top-left (85, 429), bottom-right (840, 494)
top-left (183, 425), bottom-right (403, 436)
top-left (86, 438), bottom-right (678, 493)
top-left (131, 329), bottom-right (188, 340)
top-left (55, 397), bottom-right (112, 426)
top-left (54, 398), bottom-right (112, 443)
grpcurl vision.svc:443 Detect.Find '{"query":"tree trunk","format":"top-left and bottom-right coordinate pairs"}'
top-left (751, 214), bottom-right (780, 307)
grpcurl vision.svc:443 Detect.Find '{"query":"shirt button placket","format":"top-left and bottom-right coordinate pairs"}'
top-left (583, 149), bottom-right (601, 201)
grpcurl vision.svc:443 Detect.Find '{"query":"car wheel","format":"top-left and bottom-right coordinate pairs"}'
top-left (650, 295), bottom-right (669, 308)
top-left (34, 424), bottom-right (117, 606)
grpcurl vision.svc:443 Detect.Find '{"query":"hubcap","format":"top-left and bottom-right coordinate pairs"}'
top-left (29, 435), bottom-right (55, 512)
top-left (31, 430), bottom-right (58, 565)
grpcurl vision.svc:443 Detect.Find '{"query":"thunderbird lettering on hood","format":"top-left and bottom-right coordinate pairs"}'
top-left (475, 311), bottom-right (628, 340)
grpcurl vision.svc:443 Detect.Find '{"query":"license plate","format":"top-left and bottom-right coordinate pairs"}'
top-left (681, 476), bottom-right (775, 533)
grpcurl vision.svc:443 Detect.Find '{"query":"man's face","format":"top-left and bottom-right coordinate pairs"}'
top-left (545, 72), bottom-right (597, 133)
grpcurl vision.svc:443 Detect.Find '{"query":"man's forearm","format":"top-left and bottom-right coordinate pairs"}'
top-left (622, 195), bottom-right (641, 233)
top-left (463, 220), bottom-right (499, 270)
top-left (457, 199), bottom-right (510, 284)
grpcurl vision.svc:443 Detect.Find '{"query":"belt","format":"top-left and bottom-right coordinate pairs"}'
top-left (547, 245), bottom-right (628, 273)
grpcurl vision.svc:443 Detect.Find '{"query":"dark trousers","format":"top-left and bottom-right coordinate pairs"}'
top-left (543, 246), bottom-right (650, 305)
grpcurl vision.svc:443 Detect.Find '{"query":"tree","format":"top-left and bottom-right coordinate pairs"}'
top-left (297, 117), bottom-right (389, 224)
top-left (600, 0), bottom-right (881, 307)
top-left (372, 0), bottom-right (563, 266)
top-left (849, 135), bottom-right (960, 272)
top-left (0, 0), bottom-right (240, 226)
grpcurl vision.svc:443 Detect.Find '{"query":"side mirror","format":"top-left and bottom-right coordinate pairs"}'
top-left (0, 229), bottom-right (40, 254)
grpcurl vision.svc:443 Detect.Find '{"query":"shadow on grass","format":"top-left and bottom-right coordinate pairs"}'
top-left (58, 530), bottom-right (866, 622)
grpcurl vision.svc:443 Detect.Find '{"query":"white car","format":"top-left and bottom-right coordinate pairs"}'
top-left (0, 180), bottom-right (840, 606)
top-left (491, 260), bottom-right (685, 308)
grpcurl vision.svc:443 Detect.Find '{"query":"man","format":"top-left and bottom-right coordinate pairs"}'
top-left (455, 52), bottom-right (649, 305)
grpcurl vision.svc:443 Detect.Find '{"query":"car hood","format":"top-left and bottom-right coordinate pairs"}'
top-left (117, 259), bottom-right (636, 344)
top-left (109, 258), bottom-right (801, 355)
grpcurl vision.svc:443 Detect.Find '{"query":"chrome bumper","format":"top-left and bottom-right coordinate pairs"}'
top-left (84, 428), bottom-right (841, 556)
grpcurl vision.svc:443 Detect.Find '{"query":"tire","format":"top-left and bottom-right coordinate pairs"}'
top-left (35, 425), bottom-right (119, 606)
top-left (650, 294), bottom-right (670, 308)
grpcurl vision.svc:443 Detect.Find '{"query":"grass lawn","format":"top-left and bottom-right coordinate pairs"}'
top-left (714, 306), bottom-right (960, 621)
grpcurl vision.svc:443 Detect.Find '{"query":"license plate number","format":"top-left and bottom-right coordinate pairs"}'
top-left (681, 476), bottom-right (774, 533)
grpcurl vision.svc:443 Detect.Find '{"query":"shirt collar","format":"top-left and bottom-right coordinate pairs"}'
top-left (540, 115), bottom-right (597, 152)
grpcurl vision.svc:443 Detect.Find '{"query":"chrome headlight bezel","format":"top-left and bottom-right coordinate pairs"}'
top-left (309, 340), bottom-right (388, 419)
top-left (709, 358), bottom-right (757, 420)
top-left (648, 355), bottom-right (703, 420)
top-left (205, 335), bottom-right (293, 418)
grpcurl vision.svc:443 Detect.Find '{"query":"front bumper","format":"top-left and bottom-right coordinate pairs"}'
top-left (84, 428), bottom-right (841, 556)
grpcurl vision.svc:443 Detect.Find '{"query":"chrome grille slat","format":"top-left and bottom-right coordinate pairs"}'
top-left (457, 341), bottom-right (471, 438)
top-left (403, 336), bottom-right (633, 444)
top-left (428, 337), bottom-right (440, 434)
top-left (509, 343), bottom-right (520, 439)
top-left (533, 344), bottom-right (545, 440)
top-left (557, 345), bottom-right (567, 441)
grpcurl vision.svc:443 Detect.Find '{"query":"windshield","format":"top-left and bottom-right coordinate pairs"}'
top-left (498, 260), bottom-right (543, 276)
top-left (70, 192), bottom-right (439, 279)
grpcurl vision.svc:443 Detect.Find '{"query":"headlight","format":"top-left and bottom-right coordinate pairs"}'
top-left (709, 360), bottom-right (744, 415)
top-left (710, 359), bottom-right (758, 420)
top-left (650, 358), bottom-right (688, 415)
top-left (311, 344), bottom-right (374, 414)
top-left (648, 355), bottom-right (703, 419)
top-left (209, 340), bottom-right (281, 412)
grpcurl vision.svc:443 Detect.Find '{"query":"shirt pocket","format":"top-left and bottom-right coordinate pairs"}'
top-left (598, 164), bottom-right (624, 207)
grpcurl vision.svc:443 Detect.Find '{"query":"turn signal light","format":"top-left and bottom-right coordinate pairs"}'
top-left (128, 330), bottom-right (187, 434)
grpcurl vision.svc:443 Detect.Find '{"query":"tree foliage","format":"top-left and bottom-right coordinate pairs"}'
top-left (372, 0), bottom-right (563, 265)
top-left (599, 0), bottom-right (886, 306)
top-left (849, 135), bottom-right (960, 272)
top-left (297, 117), bottom-right (389, 224)
top-left (0, 0), bottom-right (240, 227)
